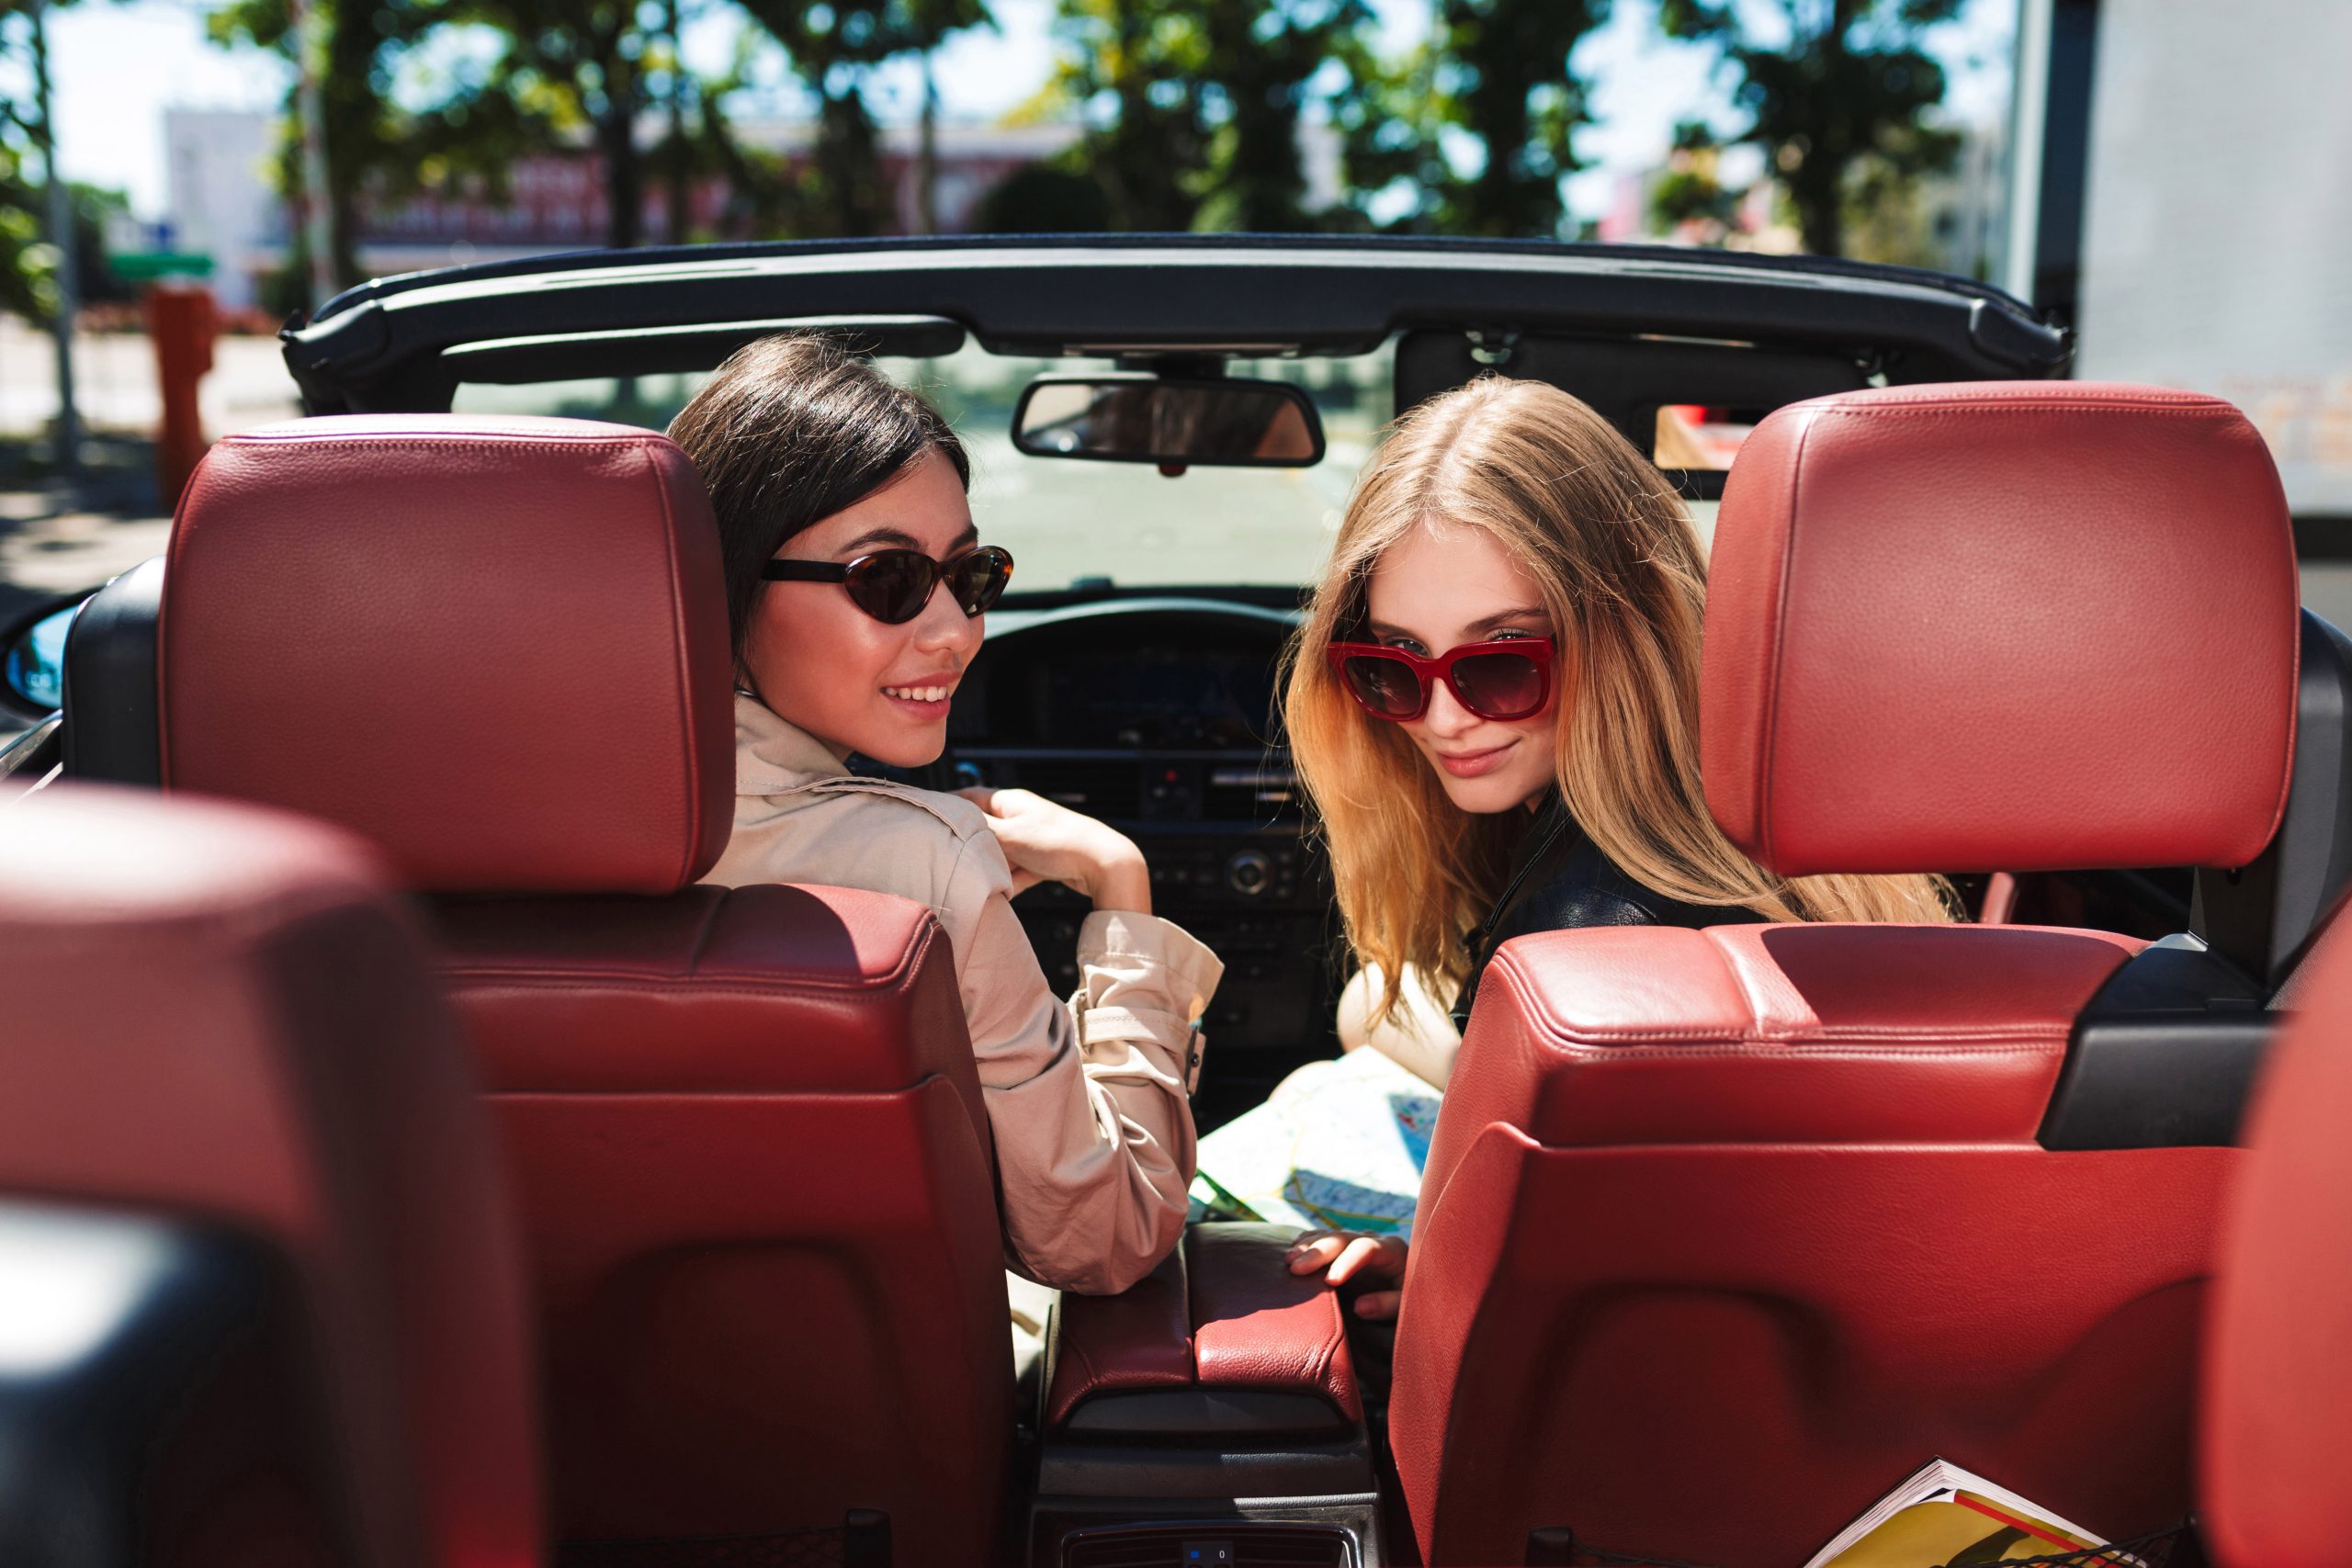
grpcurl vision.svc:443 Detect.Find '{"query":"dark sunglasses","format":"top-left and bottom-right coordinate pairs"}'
top-left (762, 545), bottom-right (1014, 626)
top-left (1325, 637), bottom-right (1556, 723)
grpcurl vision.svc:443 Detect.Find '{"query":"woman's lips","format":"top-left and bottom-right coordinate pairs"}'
top-left (1433, 740), bottom-right (1515, 778)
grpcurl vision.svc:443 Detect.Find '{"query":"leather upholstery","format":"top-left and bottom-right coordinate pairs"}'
top-left (159, 415), bottom-right (732, 894)
top-left (429, 881), bottom-right (1012, 1558)
top-left (1391, 384), bottom-right (2279, 1566)
top-left (1427, 922), bottom-right (2139, 1164)
top-left (1392, 926), bottom-right (2227, 1568)
top-left (152, 415), bottom-right (1016, 1562)
top-left (2203, 919), bottom-right (2352, 1567)
top-left (0, 785), bottom-right (541, 1568)
top-left (1047, 1222), bottom-right (1362, 1427)
top-left (1702, 382), bottom-right (2299, 875)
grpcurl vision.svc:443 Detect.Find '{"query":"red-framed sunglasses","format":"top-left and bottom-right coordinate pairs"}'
top-left (1325, 637), bottom-right (1556, 723)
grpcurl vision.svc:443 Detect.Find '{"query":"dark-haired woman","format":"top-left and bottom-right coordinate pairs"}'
top-left (672, 334), bottom-right (1221, 1305)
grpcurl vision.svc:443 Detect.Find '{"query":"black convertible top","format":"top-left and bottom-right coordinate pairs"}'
top-left (280, 233), bottom-right (2068, 416)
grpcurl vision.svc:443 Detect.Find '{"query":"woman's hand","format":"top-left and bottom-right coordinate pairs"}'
top-left (1286, 1228), bottom-right (1408, 1321)
top-left (957, 786), bottom-right (1152, 913)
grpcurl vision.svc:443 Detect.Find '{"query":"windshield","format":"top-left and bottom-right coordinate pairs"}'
top-left (452, 340), bottom-right (1396, 592)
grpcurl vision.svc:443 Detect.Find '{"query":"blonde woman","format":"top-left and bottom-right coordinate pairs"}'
top-left (1280, 376), bottom-right (1950, 1316)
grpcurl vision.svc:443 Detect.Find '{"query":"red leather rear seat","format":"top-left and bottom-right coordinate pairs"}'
top-left (2203, 912), bottom-right (2352, 1566)
top-left (0, 786), bottom-right (541, 1568)
top-left (1389, 383), bottom-right (2301, 1567)
top-left (155, 416), bottom-right (1012, 1563)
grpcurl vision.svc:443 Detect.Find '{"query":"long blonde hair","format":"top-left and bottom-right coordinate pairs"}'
top-left (1283, 377), bottom-right (1951, 1019)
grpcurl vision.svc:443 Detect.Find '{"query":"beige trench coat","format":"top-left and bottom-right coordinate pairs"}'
top-left (702, 694), bottom-right (1223, 1296)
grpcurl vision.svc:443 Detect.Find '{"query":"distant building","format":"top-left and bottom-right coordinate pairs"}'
top-left (167, 110), bottom-right (1082, 309)
top-left (163, 110), bottom-right (282, 310)
top-left (1597, 119), bottom-right (2004, 280)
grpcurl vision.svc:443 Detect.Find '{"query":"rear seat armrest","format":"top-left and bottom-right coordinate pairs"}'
top-left (1045, 1221), bottom-right (1363, 1431)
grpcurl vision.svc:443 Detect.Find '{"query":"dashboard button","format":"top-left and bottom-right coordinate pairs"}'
top-left (1227, 851), bottom-right (1272, 897)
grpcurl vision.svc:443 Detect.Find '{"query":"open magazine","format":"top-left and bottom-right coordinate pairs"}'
top-left (1804, 1460), bottom-right (2154, 1568)
top-left (1188, 1044), bottom-right (1440, 1235)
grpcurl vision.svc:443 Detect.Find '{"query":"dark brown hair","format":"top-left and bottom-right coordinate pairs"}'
top-left (667, 333), bottom-right (970, 673)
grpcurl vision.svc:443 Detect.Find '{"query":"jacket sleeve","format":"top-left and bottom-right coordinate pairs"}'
top-left (941, 833), bottom-right (1223, 1296)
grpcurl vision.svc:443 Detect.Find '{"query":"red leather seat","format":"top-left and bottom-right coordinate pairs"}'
top-left (0, 785), bottom-right (541, 1568)
top-left (1388, 383), bottom-right (2301, 1567)
top-left (2203, 920), bottom-right (2352, 1567)
top-left (155, 416), bottom-right (1012, 1563)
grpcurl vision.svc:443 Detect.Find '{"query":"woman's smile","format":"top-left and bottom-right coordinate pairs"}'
top-left (881, 678), bottom-right (958, 718)
top-left (1430, 739), bottom-right (1517, 777)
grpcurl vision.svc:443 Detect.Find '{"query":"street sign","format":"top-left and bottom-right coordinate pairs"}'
top-left (107, 251), bottom-right (215, 281)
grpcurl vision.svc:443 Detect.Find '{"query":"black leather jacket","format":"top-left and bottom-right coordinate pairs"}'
top-left (1451, 797), bottom-right (1763, 1029)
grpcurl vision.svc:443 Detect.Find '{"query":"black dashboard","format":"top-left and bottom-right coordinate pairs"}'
top-left (941, 599), bottom-right (1342, 1116)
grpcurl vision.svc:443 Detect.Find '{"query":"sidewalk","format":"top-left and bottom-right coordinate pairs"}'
top-left (0, 314), bottom-right (304, 628)
top-left (0, 437), bottom-right (173, 629)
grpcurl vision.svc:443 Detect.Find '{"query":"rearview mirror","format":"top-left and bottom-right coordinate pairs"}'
top-left (1012, 376), bottom-right (1325, 469)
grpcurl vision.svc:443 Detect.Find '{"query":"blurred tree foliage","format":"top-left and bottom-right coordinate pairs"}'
top-left (175, 0), bottom-right (1977, 265)
top-left (209, 0), bottom-right (444, 292)
top-left (0, 0), bottom-right (96, 323)
top-left (1419, 0), bottom-right (1610, 236)
top-left (970, 161), bottom-right (1110, 231)
top-left (1049, 0), bottom-right (1376, 233)
top-left (1661, 0), bottom-right (1962, 257)
top-left (0, 142), bottom-right (53, 322)
top-left (739, 0), bottom-right (992, 237)
top-left (1647, 118), bottom-right (1743, 240)
top-left (418, 0), bottom-right (668, 251)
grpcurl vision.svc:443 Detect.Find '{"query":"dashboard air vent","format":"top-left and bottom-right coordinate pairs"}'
top-left (1007, 761), bottom-right (1142, 818)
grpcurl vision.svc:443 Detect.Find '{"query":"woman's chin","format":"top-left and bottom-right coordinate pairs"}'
top-left (1436, 766), bottom-right (1548, 814)
top-left (852, 723), bottom-right (950, 772)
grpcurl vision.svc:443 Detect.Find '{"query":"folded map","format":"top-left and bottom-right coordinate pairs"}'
top-left (1188, 1043), bottom-right (1440, 1235)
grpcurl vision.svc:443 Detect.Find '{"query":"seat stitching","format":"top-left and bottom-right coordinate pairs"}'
top-left (1520, 1041), bottom-right (2065, 1062)
top-left (1757, 407), bottom-right (1814, 870)
top-left (441, 975), bottom-right (924, 998)
top-left (642, 441), bottom-right (704, 892)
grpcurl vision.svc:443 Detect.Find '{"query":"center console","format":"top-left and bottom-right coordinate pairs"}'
top-left (1032, 1223), bottom-right (1384, 1568)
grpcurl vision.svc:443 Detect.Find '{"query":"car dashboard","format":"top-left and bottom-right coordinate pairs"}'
top-left (923, 598), bottom-right (1340, 1120)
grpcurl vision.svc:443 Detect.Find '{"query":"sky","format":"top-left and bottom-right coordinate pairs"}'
top-left (10, 0), bottom-right (2018, 226)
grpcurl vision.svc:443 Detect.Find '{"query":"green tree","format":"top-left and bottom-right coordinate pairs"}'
top-left (1192, 0), bottom-right (1374, 232)
top-left (1051, 0), bottom-right (1210, 230)
top-left (970, 161), bottom-right (1111, 231)
top-left (412, 1), bottom-right (669, 250)
top-left (0, 141), bottom-right (52, 323)
top-left (738, 0), bottom-right (991, 238)
top-left (0, 1), bottom-right (96, 323)
top-left (1323, 0), bottom-right (1612, 239)
top-left (1052, 0), bottom-right (1376, 233)
top-left (1660, 0), bottom-right (1962, 258)
top-left (1434, 0), bottom-right (1611, 237)
top-left (208, 0), bottom-right (444, 293)
top-left (1647, 118), bottom-right (1743, 240)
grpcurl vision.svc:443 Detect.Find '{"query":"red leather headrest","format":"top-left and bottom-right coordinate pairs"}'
top-left (161, 415), bottom-right (731, 894)
top-left (2203, 918), bottom-right (2352, 1566)
top-left (1702, 382), bottom-right (2299, 874)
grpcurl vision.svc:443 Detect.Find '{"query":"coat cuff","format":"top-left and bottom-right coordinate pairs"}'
top-left (1077, 909), bottom-right (1226, 1012)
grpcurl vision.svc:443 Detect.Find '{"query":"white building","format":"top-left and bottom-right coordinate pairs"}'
top-left (163, 110), bottom-right (282, 310)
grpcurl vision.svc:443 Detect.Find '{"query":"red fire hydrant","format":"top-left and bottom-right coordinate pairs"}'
top-left (146, 283), bottom-right (217, 509)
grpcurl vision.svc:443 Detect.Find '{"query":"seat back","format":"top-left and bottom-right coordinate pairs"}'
top-left (156, 416), bottom-right (1013, 1563)
top-left (0, 786), bottom-right (541, 1568)
top-left (1391, 383), bottom-right (2301, 1567)
top-left (2202, 915), bottom-right (2352, 1567)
